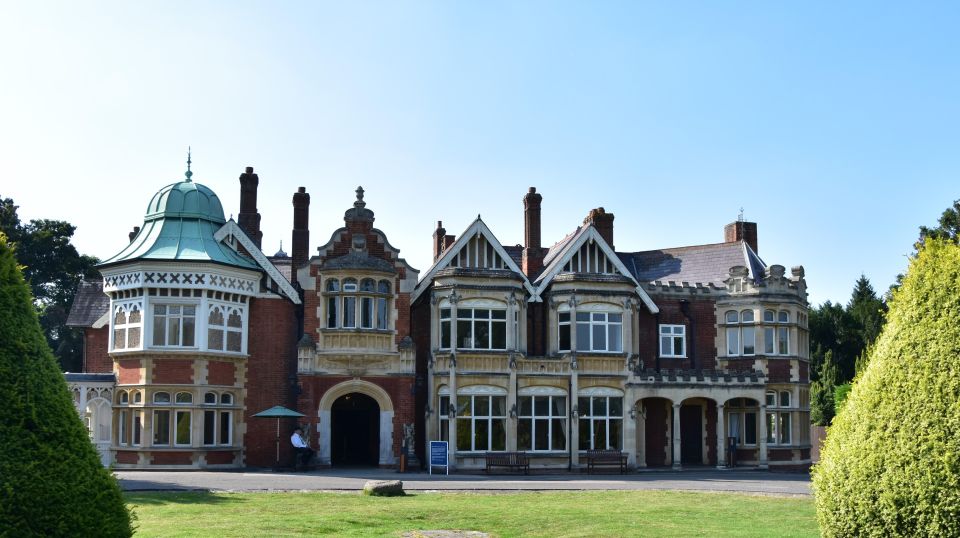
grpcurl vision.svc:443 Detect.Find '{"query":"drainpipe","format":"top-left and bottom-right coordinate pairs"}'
top-left (680, 299), bottom-right (695, 370)
top-left (654, 312), bottom-right (662, 372)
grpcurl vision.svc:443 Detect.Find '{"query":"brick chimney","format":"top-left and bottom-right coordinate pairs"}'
top-left (584, 207), bottom-right (614, 248)
top-left (238, 167), bottom-right (262, 248)
top-left (433, 221), bottom-right (447, 261)
top-left (128, 226), bottom-right (140, 243)
top-left (522, 187), bottom-right (547, 276)
top-left (725, 220), bottom-right (758, 253)
top-left (291, 187), bottom-right (310, 286)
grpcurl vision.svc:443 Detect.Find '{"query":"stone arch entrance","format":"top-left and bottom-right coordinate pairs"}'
top-left (331, 393), bottom-right (379, 466)
top-left (317, 380), bottom-right (395, 467)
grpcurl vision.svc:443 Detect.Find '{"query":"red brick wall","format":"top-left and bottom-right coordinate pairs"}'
top-left (395, 292), bottom-right (411, 341)
top-left (243, 297), bottom-right (298, 468)
top-left (412, 299), bottom-right (431, 464)
top-left (207, 361), bottom-right (236, 386)
top-left (767, 360), bottom-right (792, 382)
top-left (152, 359), bottom-right (194, 384)
top-left (724, 359), bottom-right (756, 372)
top-left (528, 302), bottom-right (546, 357)
top-left (83, 327), bottom-right (112, 373)
top-left (115, 451), bottom-right (138, 464)
top-left (303, 289), bottom-right (320, 341)
top-left (799, 361), bottom-right (809, 383)
top-left (117, 359), bottom-right (143, 384)
top-left (205, 451), bottom-right (236, 465)
top-left (768, 448), bottom-right (794, 461)
top-left (151, 452), bottom-right (192, 465)
top-left (638, 297), bottom-right (717, 370)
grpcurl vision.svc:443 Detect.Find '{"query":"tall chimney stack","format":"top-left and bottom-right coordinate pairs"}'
top-left (128, 226), bottom-right (140, 244)
top-left (291, 187), bottom-right (310, 286)
top-left (584, 207), bottom-right (614, 248)
top-left (433, 221), bottom-right (447, 261)
top-left (522, 187), bottom-right (546, 276)
top-left (238, 166), bottom-right (262, 248)
top-left (724, 220), bottom-right (758, 253)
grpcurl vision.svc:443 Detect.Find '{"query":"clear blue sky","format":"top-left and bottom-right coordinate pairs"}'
top-left (1, 2), bottom-right (957, 306)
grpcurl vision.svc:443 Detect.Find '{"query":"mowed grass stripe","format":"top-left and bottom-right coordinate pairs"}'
top-left (125, 490), bottom-right (817, 537)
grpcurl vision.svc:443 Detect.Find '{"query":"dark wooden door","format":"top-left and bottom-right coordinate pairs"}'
top-left (331, 393), bottom-right (379, 466)
top-left (680, 405), bottom-right (703, 464)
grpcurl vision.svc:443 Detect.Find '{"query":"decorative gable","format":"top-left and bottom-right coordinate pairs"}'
top-left (561, 238), bottom-right (622, 275)
top-left (412, 218), bottom-right (536, 303)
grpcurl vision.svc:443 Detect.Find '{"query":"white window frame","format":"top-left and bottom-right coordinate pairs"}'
top-left (518, 388), bottom-right (568, 452)
top-left (440, 306), bottom-right (508, 351)
top-left (659, 324), bottom-right (686, 358)
top-left (151, 303), bottom-right (198, 348)
top-left (765, 390), bottom-right (792, 445)
top-left (438, 386), bottom-right (507, 452)
top-left (577, 388), bottom-right (624, 451)
top-left (111, 301), bottom-right (143, 351)
top-left (725, 310), bottom-right (756, 357)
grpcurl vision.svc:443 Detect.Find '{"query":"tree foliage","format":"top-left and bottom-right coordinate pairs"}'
top-left (0, 197), bottom-right (99, 371)
top-left (812, 239), bottom-right (960, 537)
top-left (0, 233), bottom-right (133, 536)
top-left (810, 351), bottom-right (837, 426)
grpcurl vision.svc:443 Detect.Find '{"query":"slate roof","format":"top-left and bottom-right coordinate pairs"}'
top-left (64, 373), bottom-right (116, 382)
top-left (66, 279), bottom-right (109, 327)
top-left (502, 245), bottom-right (523, 268)
top-left (619, 241), bottom-right (766, 287)
top-left (323, 251), bottom-right (396, 273)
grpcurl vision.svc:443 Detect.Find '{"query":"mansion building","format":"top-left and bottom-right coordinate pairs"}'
top-left (66, 162), bottom-right (811, 471)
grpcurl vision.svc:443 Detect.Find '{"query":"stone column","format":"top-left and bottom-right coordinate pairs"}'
top-left (623, 398), bottom-right (637, 468)
top-left (672, 403), bottom-right (682, 469)
top-left (570, 365), bottom-right (580, 468)
top-left (636, 400), bottom-right (647, 468)
top-left (716, 404), bottom-right (726, 469)
top-left (318, 410), bottom-right (332, 465)
top-left (507, 358), bottom-right (518, 451)
top-left (447, 292), bottom-right (459, 469)
top-left (758, 404), bottom-right (769, 469)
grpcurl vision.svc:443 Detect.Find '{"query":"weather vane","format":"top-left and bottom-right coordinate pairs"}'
top-left (185, 146), bottom-right (193, 181)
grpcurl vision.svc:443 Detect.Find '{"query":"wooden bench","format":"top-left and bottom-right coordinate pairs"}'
top-left (485, 451), bottom-right (529, 474)
top-left (586, 449), bottom-right (627, 474)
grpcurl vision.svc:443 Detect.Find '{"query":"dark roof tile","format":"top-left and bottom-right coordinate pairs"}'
top-left (66, 280), bottom-right (109, 327)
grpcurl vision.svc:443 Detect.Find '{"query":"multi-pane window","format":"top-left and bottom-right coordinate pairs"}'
top-left (208, 306), bottom-right (244, 352)
top-left (559, 310), bottom-right (623, 353)
top-left (439, 392), bottom-right (507, 451)
top-left (440, 308), bottom-right (507, 350)
top-left (203, 392), bottom-right (234, 446)
top-left (578, 395), bottom-right (623, 450)
top-left (763, 310), bottom-right (791, 355)
top-left (726, 398), bottom-right (758, 446)
top-left (152, 305), bottom-right (196, 347)
top-left (112, 303), bottom-right (142, 350)
top-left (765, 390), bottom-right (792, 445)
top-left (518, 394), bottom-right (567, 451)
top-left (325, 277), bottom-right (392, 330)
top-left (725, 310), bottom-right (756, 356)
top-left (659, 325), bottom-right (686, 357)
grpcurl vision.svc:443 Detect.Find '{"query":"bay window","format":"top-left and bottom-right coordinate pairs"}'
top-left (325, 277), bottom-right (393, 330)
top-left (765, 390), bottom-right (792, 445)
top-left (763, 310), bottom-right (791, 355)
top-left (152, 305), bottom-right (196, 347)
top-left (558, 308), bottom-right (623, 353)
top-left (112, 303), bottom-right (142, 350)
top-left (203, 392), bottom-right (234, 446)
top-left (518, 389), bottom-right (567, 452)
top-left (726, 398), bottom-right (758, 446)
top-left (438, 387), bottom-right (507, 451)
top-left (725, 310), bottom-right (756, 356)
top-left (208, 305), bottom-right (244, 352)
top-left (440, 307), bottom-right (507, 350)
top-left (578, 391), bottom-right (623, 450)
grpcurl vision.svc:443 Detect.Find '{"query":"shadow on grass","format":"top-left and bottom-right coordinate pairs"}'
top-left (124, 491), bottom-right (246, 506)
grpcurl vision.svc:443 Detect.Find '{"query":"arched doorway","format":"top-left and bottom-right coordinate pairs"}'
top-left (331, 392), bottom-right (380, 466)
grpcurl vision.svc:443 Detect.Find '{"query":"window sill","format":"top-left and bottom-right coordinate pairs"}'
top-left (321, 328), bottom-right (393, 334)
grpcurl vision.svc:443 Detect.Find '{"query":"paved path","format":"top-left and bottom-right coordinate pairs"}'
top-left (117, 468), bottom-right (810, 496)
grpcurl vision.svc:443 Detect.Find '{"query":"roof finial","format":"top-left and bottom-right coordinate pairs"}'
top-left (354, 186), bottom-right (366, 208)
top-left (738, 207), bottom-right (744, 222)
top-left (185, 146), bottom-right (193, 182)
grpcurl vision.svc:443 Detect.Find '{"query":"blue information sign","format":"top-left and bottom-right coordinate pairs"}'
top-left (429, 441), bottom-right (448, 475)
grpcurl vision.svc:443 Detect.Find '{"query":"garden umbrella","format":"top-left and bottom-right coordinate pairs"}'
top-left (252, 405), bottom-right (305, 469)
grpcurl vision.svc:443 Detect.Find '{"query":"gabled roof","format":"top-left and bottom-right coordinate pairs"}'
top-left (213, 220), bottom-right (302, 305)
top-left (66, 279), bottom-right (109, 328)
top-left (620, 240), bottom-right (767, 287)
top-left (412, 218), bottom-right (536, 303)
top-left (534, 225), bottom-right (658, 313)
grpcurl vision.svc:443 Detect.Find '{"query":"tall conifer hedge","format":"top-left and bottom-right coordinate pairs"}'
top-left (812, 240), bottom-right (960, 536)
top-left (0, 234), bottom-right (132, 536)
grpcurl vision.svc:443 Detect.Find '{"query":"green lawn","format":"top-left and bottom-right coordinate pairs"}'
top-left (125, 490), bottom-right (817, 537)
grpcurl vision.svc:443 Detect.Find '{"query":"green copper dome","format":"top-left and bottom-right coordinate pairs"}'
top-left (144, 180), bottom-right (226, 224)
top-left (99, 165), bottom-right (257, 270)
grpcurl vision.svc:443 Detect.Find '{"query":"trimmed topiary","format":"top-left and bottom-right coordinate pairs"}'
top-left (812, 239), bottom-right (960, 537)
top-left (0, 234), bottom-right (133, 536)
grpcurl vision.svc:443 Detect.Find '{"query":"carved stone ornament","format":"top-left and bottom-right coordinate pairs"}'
top-left (508, 353), bottom-right (517, 370)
